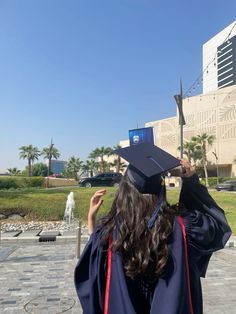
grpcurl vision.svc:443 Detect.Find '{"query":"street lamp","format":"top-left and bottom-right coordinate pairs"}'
top-left (174, 80), bottom-right (186, 158)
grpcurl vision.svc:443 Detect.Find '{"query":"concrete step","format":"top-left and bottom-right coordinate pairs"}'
top-left (1, 230), bottom-right (22, 238)
top-left (17, 230), bottom-right (42, 238)
top-left (39, 230), bottom-right (61, 236)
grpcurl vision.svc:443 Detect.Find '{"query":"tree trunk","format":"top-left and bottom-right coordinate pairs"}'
top-left (187, 150), bottom-right (191, 163)
top-left (203, 161), bottom-right (209, 187)
top-left (101, 157), bottom-right (105, 172)
top-left (48, 157), bottom-right (51, 176)
top-left (28, 159), bottom-right (32, 177)
top-left (216, 163), bottom-right (219, 185)
top-left (202, 143), bottom-right (209, 187)
top-left (117, 157), bottom-right (121, 173)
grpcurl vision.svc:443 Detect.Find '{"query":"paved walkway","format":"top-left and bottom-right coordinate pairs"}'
top-left (0, 242), bottom-right (236, 314)
top-left (0, 243), bottom-right (83, 314)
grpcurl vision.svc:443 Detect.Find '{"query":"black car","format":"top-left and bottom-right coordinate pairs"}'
top-left (215, 180), bottom-right (236, 191)
top-left (79, 172), bottom-right (123, 188)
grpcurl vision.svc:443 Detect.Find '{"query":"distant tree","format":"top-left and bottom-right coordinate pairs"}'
top-left (110, 159), bottom-right (127, 173)
top-left (19, 145), bottom-right (41, 177)
top-left (191, 133), bottom-right (216, 187)
top-left (24, 163), bottom-right (48, 176)
top-left (103, 160), bottom-right (112, 172)
top-left (31, 163), bottom-right (48, 177)
top-left (178, 141), bottom-right (202, 164)
top-left (7, 167), bottom-right (21, 176)
top-left (89, 146), bottom-right (113, 172)
top-left (234, 157), bottom-right (236, 164)
top-left (64, 156), bottom-right (83, 180)
top-left (110, 145), bottom-right (127, 173)
top-left (41, 141), bottom-right (60, 176)
top-left (191, 148), bottom-right (203, 164)
top-left (82, 159), bottom-right (99, 177)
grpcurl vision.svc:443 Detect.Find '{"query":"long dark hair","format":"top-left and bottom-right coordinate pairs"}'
top-left (98, 174), bottom-right (179, 280)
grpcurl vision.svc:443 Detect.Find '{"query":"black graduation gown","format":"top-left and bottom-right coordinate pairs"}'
top-left (74, 174), bottom-right (231, 314)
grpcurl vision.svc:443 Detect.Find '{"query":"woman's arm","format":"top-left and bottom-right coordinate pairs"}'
top-left (88, 189), bottom-right (106, 235)
top-left (178, 159), bottom-right (231, 258)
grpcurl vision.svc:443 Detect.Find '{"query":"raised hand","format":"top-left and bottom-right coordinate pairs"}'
top-left (179, 158), bottom-right (196, 178)
top-left (88, 189), bottom-right (106, 234)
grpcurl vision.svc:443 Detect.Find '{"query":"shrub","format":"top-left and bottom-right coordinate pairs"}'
top-left (200, 177), bottom-right (234, 187)
top-left (0, 176), bottom-right (45, 189)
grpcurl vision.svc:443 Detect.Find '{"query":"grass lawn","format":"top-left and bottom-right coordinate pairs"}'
top-left (0, 187), bottom-right (235, 233)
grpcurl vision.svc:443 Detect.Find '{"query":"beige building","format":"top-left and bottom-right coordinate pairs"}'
top-left (144, 84), bottom-right (236, 177)
top-left (119, 23), bottom-right (236, 178)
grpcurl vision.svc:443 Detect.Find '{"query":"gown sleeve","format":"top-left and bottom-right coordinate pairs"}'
top-left (74, 229), bottom-right (106, 314)
top-left (179, 174), bottom-right (232, 276)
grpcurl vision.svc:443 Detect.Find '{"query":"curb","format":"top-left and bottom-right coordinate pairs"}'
top-left (0, 235), bottom-right (89, 245)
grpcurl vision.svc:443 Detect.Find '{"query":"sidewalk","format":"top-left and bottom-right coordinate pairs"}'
top-left (0, 241), bottom-right (236, 314)
top-left (0, 243), bottom-right (83, 314)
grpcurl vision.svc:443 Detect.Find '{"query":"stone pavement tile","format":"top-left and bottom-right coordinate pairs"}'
top-left (202, 250), bottom-right (236, 314)
top-left (1, 231), bottom-right (22, 238)
top-left (0, 243), bottom-right (82, 313)
top-left (0, 246), bottom-right (17, 262)
top-left (3, 307), bottom-right (25, 314)
top-left (0, 242), bottom-right (235, 314)
top-left (17, 230), bottom-right (41, 238)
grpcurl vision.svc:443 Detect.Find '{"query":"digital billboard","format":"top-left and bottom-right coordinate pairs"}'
top-left (129, 127), bottom-right (154, 145)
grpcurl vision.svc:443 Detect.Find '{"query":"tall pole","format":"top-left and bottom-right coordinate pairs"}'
top-left (48, 138), bottom-right (54, 177)
top-left (45, 139), bottom-right (54, 189)
top-left (180, 124), bottom-right (183, 158)
top-left (212, 150), bottom-right (219, 185)
top-left (174, 80), bottom-right (186, 158)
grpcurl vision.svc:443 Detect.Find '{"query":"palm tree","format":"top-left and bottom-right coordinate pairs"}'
top-left (110, 145), bottom-right (127, 173)
top-left (178, 141), bottom-right (195, 163)
top-left (191, 133), bottom-right (216, 187)
top-left (179, 141), bottom-right (203, 164)
top-left (82, 159), bottom-right (99, 177)
top-left (7, 167), bottom-right (21, 176)
top-left (89, 146), bottom-right (113, 172)
top-left (19, 145), bottom-right (41, 177)
top-left (65, 156), bottom-right (83, 180)
top-left (110, 159), bottom-right (127, 173)
top-left (41, 141), bottom-right (60, 176)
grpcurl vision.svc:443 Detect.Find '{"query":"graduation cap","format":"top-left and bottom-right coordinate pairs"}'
top-left (114, 142), bottom-right (181, 228)
top-left (114, 142), bottom-right (180, 194)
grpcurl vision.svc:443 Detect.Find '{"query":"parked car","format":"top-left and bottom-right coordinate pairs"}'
top-left (79, 172), bottom-right (123, 188)
top-left (215, 180), bottom-right (236, 191)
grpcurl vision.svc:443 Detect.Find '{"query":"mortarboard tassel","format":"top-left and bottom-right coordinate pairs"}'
top-left (147, 184), bottom-right (165, 229)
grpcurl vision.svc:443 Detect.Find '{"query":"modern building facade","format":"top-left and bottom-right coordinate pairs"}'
top-left (203, 20), bottom-right (236, 93)
top-left (51, 160), bottom-right (66, 175)
top-left (119, 22), bottom-right (236, 177)
top-left (145, 84), bottom-right (236, 177)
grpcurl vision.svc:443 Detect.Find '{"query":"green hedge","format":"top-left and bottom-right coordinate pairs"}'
top-left (200, 177), bottom-right (234, 187)
top-left (0, 176), bottom-right (45, 189)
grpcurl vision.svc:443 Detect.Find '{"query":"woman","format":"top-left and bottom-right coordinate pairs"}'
top-left (74, 145), bottom-right (231, 314)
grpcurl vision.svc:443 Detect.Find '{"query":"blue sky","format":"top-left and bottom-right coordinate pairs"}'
top-left (0, 0), bottom-right (236, 171)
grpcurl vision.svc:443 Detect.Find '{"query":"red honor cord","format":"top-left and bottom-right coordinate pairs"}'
top-left (179, 216), bottom-right (194, 314)
top-left (104, 236), bottom-right (112, 314)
